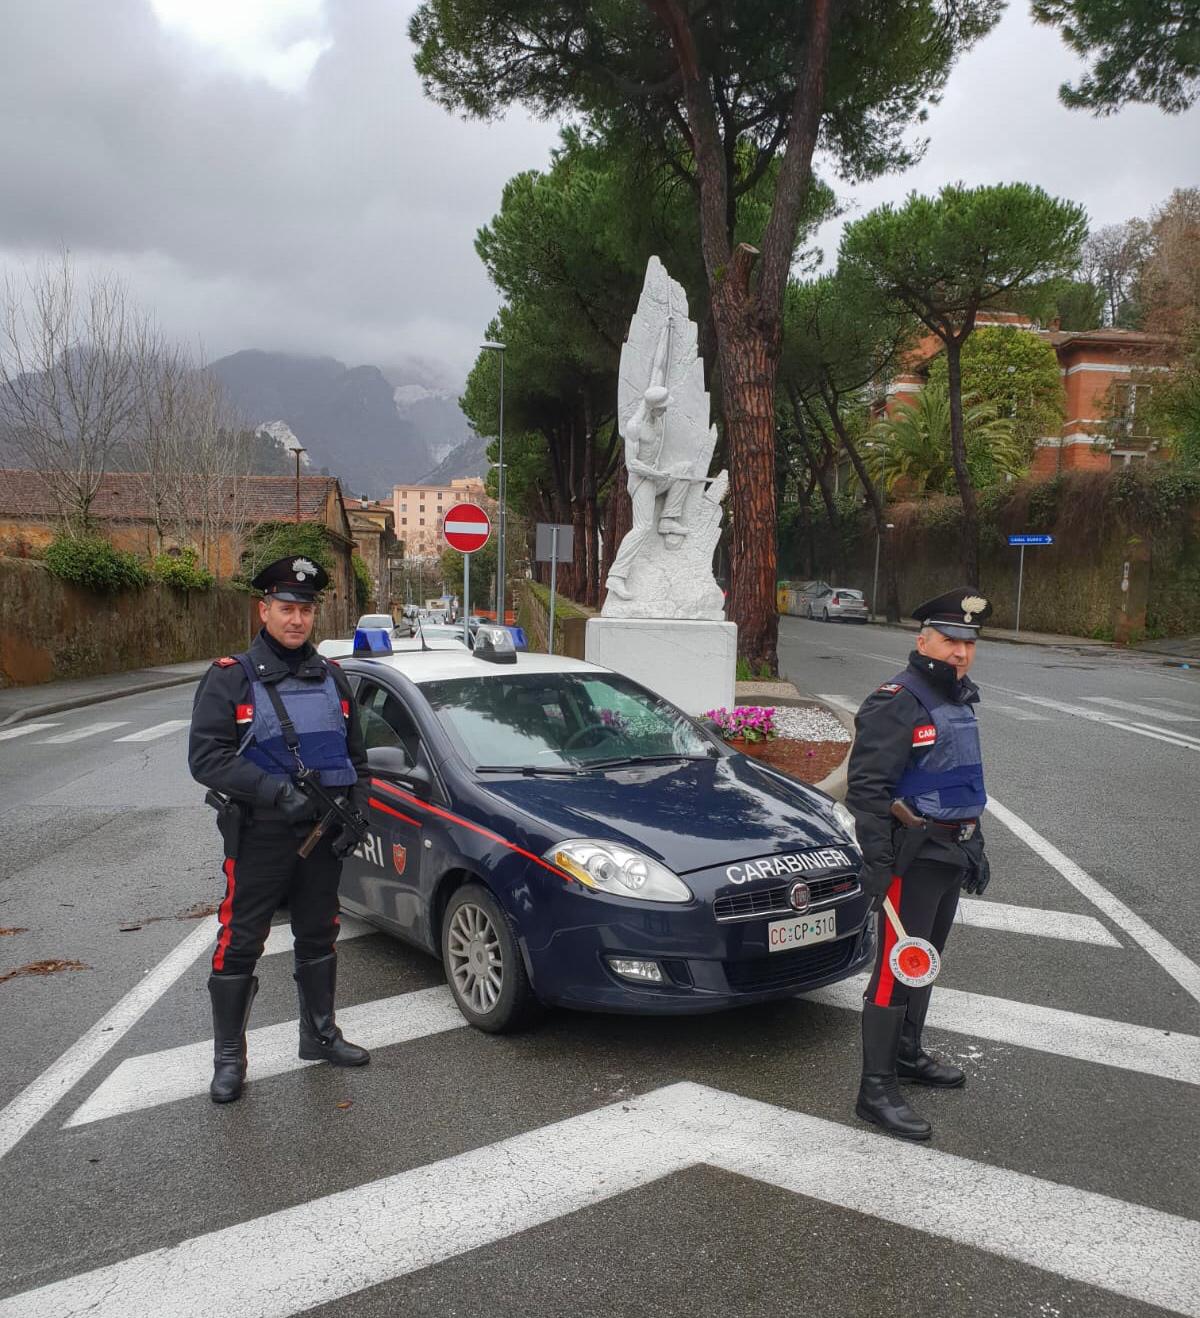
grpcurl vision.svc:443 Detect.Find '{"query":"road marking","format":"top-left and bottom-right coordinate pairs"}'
top-left (1011, 694), bottom-right (1200, 751)
top-left (113, 719), bottom-right (191, 742)
top-left (984, 702), bottom-right (1048, 721)
top-left (11, 1083), bottom-right (1200, 1318)
top-left (987, 796), bottom-right (1200, 1007)
top-left (1083, 696), bottom-right (1199, 722)
top-left (0, 723), bottom-right (61, 741)
top-left (957, 897), bottom-right (1121, 946)
top-left (807, 973), bottom-right (1199, 1085)
top-left (261, 915), bottom-right (374, 958)
top-left (0, 919), bottom-right (215, 1161)
top-left (37, 721), bottom-right (129, 744)
top-left (1144, 696), bottom-right (1200, 710)
top-left (1127, 721), bottom-right (1200, 749)
top-left (64, 986), bottom-right (464, 1128)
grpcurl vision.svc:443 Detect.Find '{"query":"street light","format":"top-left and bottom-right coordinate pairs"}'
top-left (292, 446), bottom-right (307, 523)
top-left (481, 341), bottom-right (506, 623)
top-left (872, 521), bottom-right (895, 623)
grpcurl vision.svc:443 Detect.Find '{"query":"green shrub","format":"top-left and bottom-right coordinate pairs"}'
top-left (236, 522), bottom-right (335, 588)
top-left (352, 554), bottom-right (373, 611)
top-left (44, 534), bottom-right (150, 593)
top-left (149, 546), bottom-right (214, 591)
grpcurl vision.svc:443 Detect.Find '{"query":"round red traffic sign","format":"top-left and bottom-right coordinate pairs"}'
top-left (442, 501), bottom-right (491, 554)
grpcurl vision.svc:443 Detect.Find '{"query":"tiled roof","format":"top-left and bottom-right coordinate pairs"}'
top-left (0, 470), bottom-right (341, 521)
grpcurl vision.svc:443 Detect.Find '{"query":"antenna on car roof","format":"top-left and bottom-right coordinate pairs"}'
top-left (414, 613), bottom-right (430, 653)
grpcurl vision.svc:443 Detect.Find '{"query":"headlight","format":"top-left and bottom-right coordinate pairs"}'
top-left (831, 801), bottom-right (859, 847)
top-left (546, 839), bottom-right (693, 904)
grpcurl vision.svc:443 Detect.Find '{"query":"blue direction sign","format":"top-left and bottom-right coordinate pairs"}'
top-left (1008, 534), bottom-right (1054, 546)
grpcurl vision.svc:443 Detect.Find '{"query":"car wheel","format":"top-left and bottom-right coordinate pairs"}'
top-left (441, 883), bottom-right (541, 1033)
top-left (822, 608), bottom-right (830, 622)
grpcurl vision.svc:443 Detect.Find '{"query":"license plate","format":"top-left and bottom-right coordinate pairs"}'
top-left (766, 910), bottom-right (837, 953)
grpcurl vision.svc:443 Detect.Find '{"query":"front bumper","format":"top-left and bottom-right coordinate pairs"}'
top-left (514, 870), bottom-right (876, 1015)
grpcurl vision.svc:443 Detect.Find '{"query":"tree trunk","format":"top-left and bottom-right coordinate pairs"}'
top-left (713, 248), bottom-right (779, 674)
top-left (944, 339), bottom-right (981, 583)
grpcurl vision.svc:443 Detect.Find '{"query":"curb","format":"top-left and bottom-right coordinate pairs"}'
top-left (812, 696), bottom-right (855, 802)
top-left (0, 671), bottom-right (203, 728)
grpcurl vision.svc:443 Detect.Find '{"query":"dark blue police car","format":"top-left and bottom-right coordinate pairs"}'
top-left (331, 626), bottom-right (874, 1031)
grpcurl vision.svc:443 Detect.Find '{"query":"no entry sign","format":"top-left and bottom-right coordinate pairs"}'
top-left (442, 502), bottom-right (491, 554)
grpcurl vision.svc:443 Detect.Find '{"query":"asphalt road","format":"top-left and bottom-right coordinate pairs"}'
top-left (0, 639), bottom-right (1197, 1318)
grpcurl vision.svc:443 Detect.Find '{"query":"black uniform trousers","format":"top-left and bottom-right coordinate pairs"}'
top-left (864, 858), bottom-right (963, 1010)
top-left (213, 821), bottom-right (342, 976)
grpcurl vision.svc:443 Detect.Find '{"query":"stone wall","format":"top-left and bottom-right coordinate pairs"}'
top-left (517, 581), bottom-right (594, 658)
top-left (0, 558), bottom-right (256, 687)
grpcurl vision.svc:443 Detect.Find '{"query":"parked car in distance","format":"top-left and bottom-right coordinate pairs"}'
top-left (356, 613), bottom-right (396, 632)
top-left (791, 580), bottom-right (830, 615)
top-left (808, 586), bottom-right (869, 623)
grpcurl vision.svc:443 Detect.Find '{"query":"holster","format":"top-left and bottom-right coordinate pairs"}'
top-left (891, 817), bottom-right (928, 879)
top-left (205, 789), bottom-right (245, 859)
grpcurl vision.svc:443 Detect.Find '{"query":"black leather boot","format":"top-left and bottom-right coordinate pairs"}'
top-left (208, 973), bottom-right (258, 1104)
top-left (898, 988), bottom-right (965, 1088)
top-left (855, 1002), bottom-right (932, 1140)
top-left (295, 954), bottom-right (370, 1067)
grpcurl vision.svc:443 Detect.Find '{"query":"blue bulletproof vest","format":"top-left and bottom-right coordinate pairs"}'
top-left (234, 654), bottom-right (357, 788)
top-left (892, 668), bottom-right (986, 821)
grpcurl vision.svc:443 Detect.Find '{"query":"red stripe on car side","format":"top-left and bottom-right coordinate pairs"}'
top-left (368, 797), bottom-right (422, 827)
top-left (370, 777), bottom-right (570, 879)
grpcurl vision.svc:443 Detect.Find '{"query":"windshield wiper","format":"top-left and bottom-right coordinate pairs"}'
top-left (584, 753), bottom-right (713, 770)
top-left (475, 764), bottom-right (585, 776)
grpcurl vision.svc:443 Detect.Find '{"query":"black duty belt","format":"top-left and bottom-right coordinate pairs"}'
top-left (927, 817), bottom-right (979, 841)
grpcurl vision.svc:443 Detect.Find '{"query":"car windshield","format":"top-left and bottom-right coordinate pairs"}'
top-left (357, 615), bottom-right (393, 629)
top-left (834, 589), bottom-right (864, 599)
top-left (419, 671), bottom-right (713, 770)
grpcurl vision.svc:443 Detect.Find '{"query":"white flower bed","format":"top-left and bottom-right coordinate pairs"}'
top-left (770, 705), bottom-right (852, 744)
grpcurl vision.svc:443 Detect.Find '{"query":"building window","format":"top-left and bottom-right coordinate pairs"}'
top-left (1113, 382), bottom-right (1153, 441)
top-left (400, 503), bottom-right (406, 512)
top-left (419, 518), bottom-right (425, 526)
top-left (401, 517), bottom-right (407, 526)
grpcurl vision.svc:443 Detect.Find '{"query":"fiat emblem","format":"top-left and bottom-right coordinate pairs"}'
top-left (788, 881), bottom-right (811, 913)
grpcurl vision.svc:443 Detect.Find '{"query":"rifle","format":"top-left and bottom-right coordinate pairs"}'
top-left (292, 767), bottom-right (369, 860)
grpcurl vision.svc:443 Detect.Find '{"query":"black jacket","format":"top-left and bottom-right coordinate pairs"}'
top-left (846, 652), bottom-right (985, 886)
top-left (188, 630), bottom-right (369, 816)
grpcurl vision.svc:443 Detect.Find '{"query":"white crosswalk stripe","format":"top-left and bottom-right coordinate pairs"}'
top-left (1083, 696), bottom-right (1199, 721)
top-left (983, 702), bottom-right (1048, 721)
top-left (1011, 694), bottom-right (1200, 751)
top-left (0, 722), bottom-right (61, 741)
top-left (261, 915), bottom-right (374, 958)
top-left (113, 719), bottom-right (191, 742)
top-left (957, 897), bottom-right (1121, 945)
top-left (64, 986), bottom-right (465, 1128)
top-left (13, 1083), bottom-right (1200, 1318)
top-left (37, 721), bottom-right (129, 744)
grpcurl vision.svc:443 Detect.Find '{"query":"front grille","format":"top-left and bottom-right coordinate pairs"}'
top-left (723, 936), bottom-right (855, 992)
top-left (713, 873), bottom-right (860, 923)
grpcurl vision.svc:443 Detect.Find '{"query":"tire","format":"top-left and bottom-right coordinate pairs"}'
top-left (441, 883), bottom-right (541, 1033)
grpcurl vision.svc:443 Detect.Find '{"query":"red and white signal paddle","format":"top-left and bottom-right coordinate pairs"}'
top-left (882, 897), bottom-right (941, 987)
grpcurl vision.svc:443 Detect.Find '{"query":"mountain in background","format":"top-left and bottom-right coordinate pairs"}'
top-left (209, 350), bottom-right (476, 499)
top-left (418, 433), bottom-right (490, 484)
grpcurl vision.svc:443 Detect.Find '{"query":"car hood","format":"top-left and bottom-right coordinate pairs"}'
top-left (477, 754), bottom-right (850, 875)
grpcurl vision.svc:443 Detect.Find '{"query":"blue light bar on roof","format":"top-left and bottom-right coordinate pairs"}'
top-left (352, 627), bottom-right (393, 656)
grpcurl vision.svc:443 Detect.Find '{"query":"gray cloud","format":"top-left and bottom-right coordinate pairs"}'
top-left (1, 2), bottom-right (1196, 386)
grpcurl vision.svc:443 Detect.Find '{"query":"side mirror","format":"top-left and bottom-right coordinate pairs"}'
top-left (366, 745), bottom-right (434, 798)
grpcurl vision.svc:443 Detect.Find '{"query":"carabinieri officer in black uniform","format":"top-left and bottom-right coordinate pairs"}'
top-left (189, 555), bottom-right (370, 1103)
top-left (846, 588), bottom-right (993, 1140)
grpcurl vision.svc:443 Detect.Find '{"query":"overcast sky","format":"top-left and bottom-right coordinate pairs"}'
top-left (1, 1), bottom-right (1196, 387)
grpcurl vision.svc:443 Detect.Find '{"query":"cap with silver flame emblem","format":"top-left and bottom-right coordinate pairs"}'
top-left (788, 881), bottom-right (811, 913)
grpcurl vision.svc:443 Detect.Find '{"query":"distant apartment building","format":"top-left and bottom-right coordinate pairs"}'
top-left (881, 313), bottom-right (1176, 477)
top-left (391, 477), bottom-right (487, 557)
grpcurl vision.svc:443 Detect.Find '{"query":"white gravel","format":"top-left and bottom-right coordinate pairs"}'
top-left (769, 705), bottom-right (852, 743)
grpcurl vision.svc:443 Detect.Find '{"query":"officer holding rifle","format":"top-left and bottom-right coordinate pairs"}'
top-left (846, 589), bottom-right (994, 1141)
top-left (189, 556), bottom-right (371, 1103)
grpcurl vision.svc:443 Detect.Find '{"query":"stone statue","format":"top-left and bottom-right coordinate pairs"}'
top-left (603, 257), bottom-right (727, 621)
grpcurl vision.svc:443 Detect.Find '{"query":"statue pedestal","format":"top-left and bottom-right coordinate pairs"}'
top-left (585, 617), bottom-right (737, 716)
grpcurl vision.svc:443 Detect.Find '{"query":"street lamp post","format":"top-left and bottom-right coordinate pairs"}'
top-left (481, 341), bottom-right (506, 623)
top-left (872, 521), bottom-right (895, 623)
top-left (293, 446), bottom-right (307, 523)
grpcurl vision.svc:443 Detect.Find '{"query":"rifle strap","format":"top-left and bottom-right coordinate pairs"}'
top-left (261, 677), bottom-right (303, 761)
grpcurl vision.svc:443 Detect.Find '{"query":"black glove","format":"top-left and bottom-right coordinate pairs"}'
top-left (962, 852), bottom-right (991, 895)
top-left (275, 780), bottom-right (319, 824)
top-left (862, 865), bottom-right (894, 910)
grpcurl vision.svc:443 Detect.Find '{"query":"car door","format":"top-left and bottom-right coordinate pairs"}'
top-left (342, 678), bottom-right (430, 941)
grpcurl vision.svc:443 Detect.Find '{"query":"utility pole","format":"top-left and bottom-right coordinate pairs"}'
top-left (293, 446), bottom-right (307, 524)
top-left (481, 342), bottom-right (506, 622)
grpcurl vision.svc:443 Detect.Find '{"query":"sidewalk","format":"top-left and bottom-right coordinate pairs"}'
top-left (0, 659), bottom-right (210, 727)
top-left (866, 618), bottom-right (1199, 665)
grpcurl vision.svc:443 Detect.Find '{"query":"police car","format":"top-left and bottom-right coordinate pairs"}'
top-left (331, 625), bottom-right (874, 1032)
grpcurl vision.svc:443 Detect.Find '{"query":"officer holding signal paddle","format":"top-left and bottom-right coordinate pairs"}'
top-left (845, 589), bottom-right (994, 1140)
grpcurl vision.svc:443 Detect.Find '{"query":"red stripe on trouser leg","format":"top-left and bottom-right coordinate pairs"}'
top-left (872, 876), bottom-right (903, 1006)
top-left (212, 856), bottom-right (237, 972)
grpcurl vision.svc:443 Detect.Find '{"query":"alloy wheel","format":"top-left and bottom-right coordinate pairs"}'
top-left (446, 901), bottom-right (504, 1014)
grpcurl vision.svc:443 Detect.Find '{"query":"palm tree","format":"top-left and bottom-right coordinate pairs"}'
top-left (864, 383), bottom-right (1026, 495)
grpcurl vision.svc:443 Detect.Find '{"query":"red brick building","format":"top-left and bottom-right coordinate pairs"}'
top-left (881, 314), bottom-right (1176, 477)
